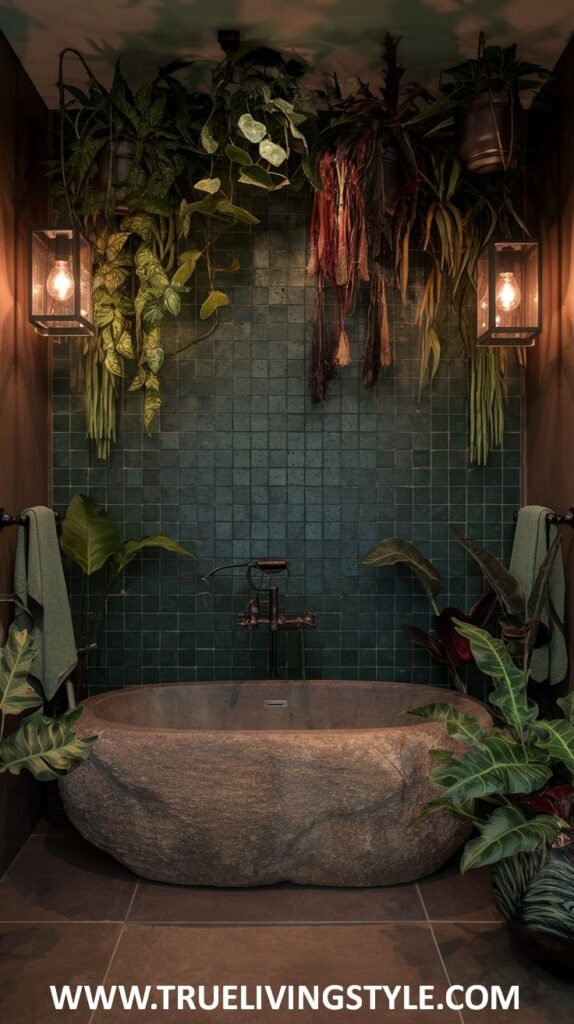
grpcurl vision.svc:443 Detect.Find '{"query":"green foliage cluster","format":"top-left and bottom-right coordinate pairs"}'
top-left (60, 494), bottom-right (194, 694)
top-left (410, 624), bottom-right (573, 872)
top-left (0, 626), bottom-right (94, 780)
top-left (57, 47), bottom-right (318, 457)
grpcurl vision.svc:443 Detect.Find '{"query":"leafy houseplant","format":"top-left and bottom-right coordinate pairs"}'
top-left (409, 621), bottom-right (574, 978)
top-left (361, 529), bottom-right (560, 692)
top-left (57, 47), bottom-right (317, 458)
top-left (0, 625), bottom-right (94, 780)
top-left (60, 494), bottom-right (194, 694)
top-left (409, 37), bottom-right (550, 173)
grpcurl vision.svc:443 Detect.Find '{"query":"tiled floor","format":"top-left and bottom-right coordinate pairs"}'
top-left (0, 822), bottom-right (571, 1023)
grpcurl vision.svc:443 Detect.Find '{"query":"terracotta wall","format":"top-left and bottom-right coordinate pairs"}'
top-left (0, 31), bottom-right (50, 872)
top-left (526, 38), bottom-right (574, 691)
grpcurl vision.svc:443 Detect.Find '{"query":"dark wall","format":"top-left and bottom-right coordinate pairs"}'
top-left (53, 197), bottom-right (521, 692)
top-left (526, 38), bottom-right (574, 691)
top-left (0, 31), bottom-right (50, 873)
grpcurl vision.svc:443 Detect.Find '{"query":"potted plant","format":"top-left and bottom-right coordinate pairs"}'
top-left (361, 527), bottom-right (560, 692)
top-left (409, 36), bottom-right (550, 173)
top-left (59, 494), bottom-right (194, 697)
top-left (0, 624), bottom-right (94, 780)
top-left (409, 620), bottom-right (574, 980)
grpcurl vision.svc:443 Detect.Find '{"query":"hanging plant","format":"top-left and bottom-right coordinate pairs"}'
top-left (409, 35), bottom-right (550, 174)
top-left (55, 46), bottom-right (318, 458)
top-left (307, 35), bottom-right (431, 401)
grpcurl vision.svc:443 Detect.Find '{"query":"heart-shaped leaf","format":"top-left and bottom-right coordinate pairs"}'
top-left (200, 122), bottom-right (218, 154)
top-left (238, 165), bottom-right (274, 189)
top-left (128, 367), bottom-right (146, 392)
top-left (116, 331), bottom-right (135, 359)
top-left (171, 250), bottom-right (201, 287)
top-left (238, 114), bottom-right (267, 143)
top-left (259, 139), bottom-right (288, 166)
top-left (200, 290), bottom-right (229, 320)
top-left (194, 177), bottom-right (221, 194)
top-left (225, 144), bottom-right (252, 166)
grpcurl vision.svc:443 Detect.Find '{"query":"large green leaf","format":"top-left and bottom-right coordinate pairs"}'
top-left (0, 708), bottom-right (96, 781)
top-left (0, 626), bottom-right (42, 716)
top-left (193, 177), bottom-right (221, 194)
top-left (432, 733), bottom-right (552, 804)
top-left (461, 806), bottom-right (567, 872)
top-left (113, 535), bottom-right (194, 578)
top-left (530, 720), bottom-right (574, 774)
top-left (60, 494), bottom-right (121, 576)
top-left (407, 702), bottom-right (488, 744)
top-left (454, 620), bottom-right (537, 738)
top-left (361, 538), bottom-right (442, 612)
top-left (452, 529), bottom-right (525, 618)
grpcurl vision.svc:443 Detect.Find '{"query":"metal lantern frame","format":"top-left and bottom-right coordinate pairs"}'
top-left (29, 227), bottom-right (95, 337)
top-left (476, 239), bottom-right (541, 348)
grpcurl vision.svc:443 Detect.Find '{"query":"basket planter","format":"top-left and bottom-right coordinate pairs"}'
top-left (492, 845), bottom-right (574, 981)
top-left (455, 88), bottom-right (522, 174)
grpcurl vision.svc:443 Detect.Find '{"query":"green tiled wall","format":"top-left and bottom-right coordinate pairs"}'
top-left (52, 193), bottom-right (521, 690)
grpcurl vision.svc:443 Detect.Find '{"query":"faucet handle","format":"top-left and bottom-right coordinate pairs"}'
top-left (238, 595), bottom-right (260, 630)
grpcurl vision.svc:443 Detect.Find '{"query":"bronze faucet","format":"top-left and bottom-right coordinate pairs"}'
top-left (202, 559), bottom-right (316, 678)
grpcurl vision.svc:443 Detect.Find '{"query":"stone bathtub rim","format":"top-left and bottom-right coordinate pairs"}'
top-left (76, 680), bottom-right (492, 737)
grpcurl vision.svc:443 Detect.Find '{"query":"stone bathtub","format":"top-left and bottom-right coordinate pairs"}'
top-left (59, 681), bottom-right (491, 887)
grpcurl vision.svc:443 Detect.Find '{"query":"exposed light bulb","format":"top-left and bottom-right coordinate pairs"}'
top-left (47, 260), bottom-right (75, 302)
top-left (495, 272), bottom-right (521, 313)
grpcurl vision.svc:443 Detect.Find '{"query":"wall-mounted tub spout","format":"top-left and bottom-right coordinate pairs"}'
top-left (202, 558), bottom-right (315, 678)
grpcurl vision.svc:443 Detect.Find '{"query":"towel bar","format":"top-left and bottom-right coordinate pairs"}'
top-left (513, 508), bottom-right (574, 527)
top-left (0, 508), bottom-right (61, 530)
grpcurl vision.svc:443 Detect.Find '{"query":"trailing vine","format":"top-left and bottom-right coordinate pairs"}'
top-left (56, 46), bottom-right (318, 457)
top-left (55, 37), bottom-right (547, 465)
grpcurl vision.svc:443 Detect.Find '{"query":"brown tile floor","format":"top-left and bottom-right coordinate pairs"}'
top-left (0, 825), bottom-right (572, 1023)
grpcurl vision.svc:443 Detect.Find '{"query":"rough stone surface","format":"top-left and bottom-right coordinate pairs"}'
top-left (59, 681), bottom-right (492, 887)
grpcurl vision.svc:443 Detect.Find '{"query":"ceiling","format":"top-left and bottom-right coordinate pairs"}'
top-left (1, 0), bottom-right (572, 106)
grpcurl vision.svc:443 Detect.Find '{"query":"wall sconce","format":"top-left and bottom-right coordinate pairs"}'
top-left (29, 228), bottom-right (95, 337)
top-left (476, 240), bottom-right (541, 348)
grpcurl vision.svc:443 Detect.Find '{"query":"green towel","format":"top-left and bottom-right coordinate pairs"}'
top-left (509, 505), bottom-right (568, 685)
top-left (14, 506), bottom-right (77, 700)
